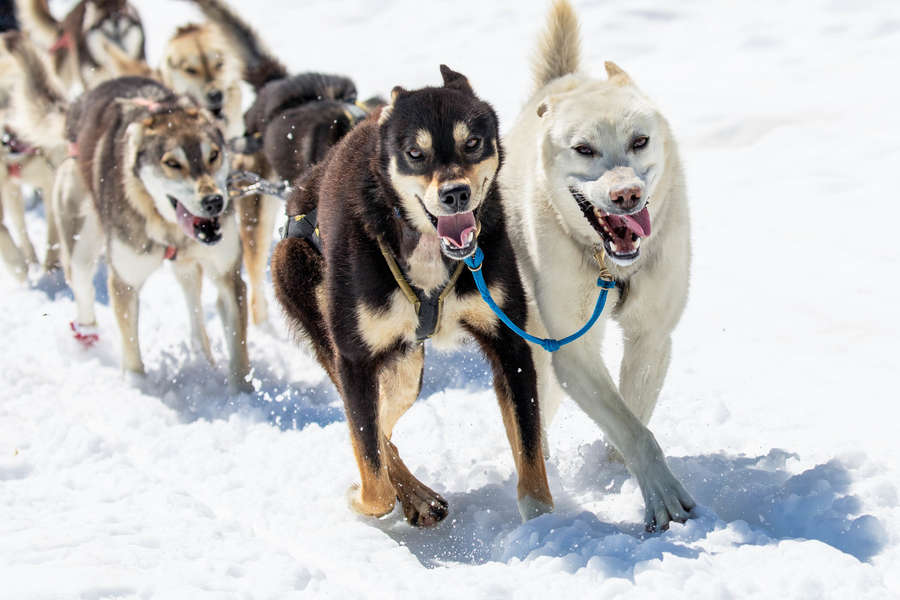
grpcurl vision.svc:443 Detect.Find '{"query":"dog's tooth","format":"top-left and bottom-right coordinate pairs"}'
top-left (633, 237), bottom-right (641, 249)
top-left (610, 241), bottom-right (618, 252)
top-left (198, 232), bottom-right (206, 240)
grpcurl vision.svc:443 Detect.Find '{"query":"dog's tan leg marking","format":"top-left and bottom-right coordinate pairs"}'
top-left (377, 347), bottom-right (424, 439)
top-left (376, 347), bottom-right (449, 527)
top-left (109, 269), bottom-right (145, 375)
top-left (346, 426), bottom-right (396, 518)
top-left (211, 264), bottom-right (251, 391)
top-left (172, 260), bottom-right (214, 365)
top-left (0, 191), bottom-right (28, 281)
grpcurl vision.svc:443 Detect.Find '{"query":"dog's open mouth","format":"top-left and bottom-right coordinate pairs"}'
top-left (418, 198), bottom-right (478, 259)
top-left (169, 196), bottom-right (222, 245)
top-left (570, 187), bottom-right (650, 263)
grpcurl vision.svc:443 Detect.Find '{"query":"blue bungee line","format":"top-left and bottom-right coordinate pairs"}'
top-left (463, 247), bottom-right (615, 353)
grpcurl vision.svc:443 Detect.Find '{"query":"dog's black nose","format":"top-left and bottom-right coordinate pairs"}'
top-left (207, 90), bottom-right (224, 106)
top-left (201, 194), bottom-right (224, 215)
top-left (438, 183), bottom-right (471, 212)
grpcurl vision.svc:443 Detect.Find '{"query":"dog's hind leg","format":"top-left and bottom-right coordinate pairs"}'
top-left (173, 260), bottom-right (214, 365)
top-left (271, 236), bottom-right (336, 381)
top-left (211, 263), bottom-right (251, 392)
top-left (34, 164), bottom-right (62, 271)
top-left (378, 347), bottom-right (449, 527)
top-left (55, 162), bottom-right (102, 330)
top-left (69, 209), bottom-right (102, 329)
top-left (0, 192), bottom-right (28, 282)
top-left (4, 179), bottom-right (38, 266)
top-left (237, 193), bottom-right (278, 325)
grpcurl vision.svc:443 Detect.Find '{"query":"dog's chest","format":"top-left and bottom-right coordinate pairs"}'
top-left (355, 276), bottom-right (502, 353)
top-left (403, 233), bottom-right (448, 295)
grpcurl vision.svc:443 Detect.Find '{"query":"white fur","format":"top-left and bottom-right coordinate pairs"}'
top-left (500, 2), bottom-right (694, 531)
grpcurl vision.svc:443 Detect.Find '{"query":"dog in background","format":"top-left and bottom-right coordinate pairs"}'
top-left (15, 0), bottom-right (145, 94)
top-left (5, 32), bottom-right (251, 390)
top-left (271, 66), bottom-right (553, 526)
top-left (500, 0), bottom-right (696, 531)
top-left (189, 0), bottom-right (378, 325)
top-left (0, 32), bottom-right (63, 278)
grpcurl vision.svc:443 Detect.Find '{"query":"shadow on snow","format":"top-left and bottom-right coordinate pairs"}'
top-left (375, 448), bottom-right (887, 572)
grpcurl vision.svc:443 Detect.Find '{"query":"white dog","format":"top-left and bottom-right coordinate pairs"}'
top-left (501, 0), bottom-right (695, 531)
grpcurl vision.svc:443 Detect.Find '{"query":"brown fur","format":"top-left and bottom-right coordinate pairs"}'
top-left (272, 69), bottom-right (553, 525)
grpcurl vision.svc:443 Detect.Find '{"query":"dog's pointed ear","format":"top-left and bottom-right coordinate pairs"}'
top-left (536, 95), bottom-right (556, 118)
top-left (440, 64), bottom-right (474, 95)
top-left (390, 85), bottom-right (407, 104)
top-left (604, 61), bottom-right (633, 86)
top-left (380, 86), bottom-right (406, 125)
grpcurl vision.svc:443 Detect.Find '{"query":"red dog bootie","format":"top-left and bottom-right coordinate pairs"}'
top-left (70, 321), bottom-right (99, 348)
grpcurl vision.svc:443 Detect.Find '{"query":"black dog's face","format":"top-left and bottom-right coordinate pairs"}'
top-left (380, 65), bottom-right (501, 260)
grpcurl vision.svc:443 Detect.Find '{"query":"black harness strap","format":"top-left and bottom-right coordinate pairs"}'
top-left (281, 209), bottom-right (322, 253)
top-left (280, 208), bottom-right (461, 341)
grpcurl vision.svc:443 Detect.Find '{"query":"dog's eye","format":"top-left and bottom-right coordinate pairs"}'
top-left (185, 67), bottom-right (198, 76)
top-left (214, 62), bottom-right (224, 71)
top-left (573, 144), bottom-right (594, 156)
top-left (632, 136), bottom-right (649, 151)
top-left (209, 149), bottom-right (220, 164)
top-left (164, 159), bottom-right (182, 170)
top-left (407, 148), bottom-right (424, 161)
top-left (464, 136), bottom-right (481, 151)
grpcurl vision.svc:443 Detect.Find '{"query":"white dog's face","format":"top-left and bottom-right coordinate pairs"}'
top-left (538, 70), bottom-right (666, 266)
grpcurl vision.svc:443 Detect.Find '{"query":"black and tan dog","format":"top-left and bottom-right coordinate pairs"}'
top-left (271, 66), bottom-right (552, 526)
top-left (16, 0), bottom-right (145, 93)
top-left (189, 0), bottom-right (376, 325)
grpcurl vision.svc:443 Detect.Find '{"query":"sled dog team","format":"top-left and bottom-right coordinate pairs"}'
top-left (1, 0), bottom-right (695, 532)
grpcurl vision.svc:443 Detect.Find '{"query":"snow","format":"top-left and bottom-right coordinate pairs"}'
top-left (2, 0), bottom-right (900, 597)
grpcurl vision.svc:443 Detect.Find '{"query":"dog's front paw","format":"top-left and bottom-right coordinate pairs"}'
top-left (637, 462), bottom-right (695, 532)
top-left (396, 480), bottom-right (449, 527)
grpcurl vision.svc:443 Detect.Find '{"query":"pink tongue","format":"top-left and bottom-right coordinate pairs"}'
top-left (617, 207), bottom-right (651, 238)
top-left (174, 200), bottom-right (205, 238)
top-left (436, 212), bottom-right (476, 248)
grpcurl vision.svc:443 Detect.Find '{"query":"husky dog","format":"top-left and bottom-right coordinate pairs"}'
top-left (5, 33), bottom-right (250, 389)
top-left (0, 35), bottom-right (62, 276)
top-left (15, 0), bottom-right (145, 94)
top-left (0, 123), bottom-right (62, 277)
top-left (500, 0), bottom-right (695, 531)
top-left (188, 0), bottom-right (377, 326)
top-left (159, 23), bottom-right (243, 140)
top-left (271, 66), bottom-right (552, 525)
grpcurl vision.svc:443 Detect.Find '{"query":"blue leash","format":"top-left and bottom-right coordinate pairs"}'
top-left (463, 247), bottom-right (615, 352)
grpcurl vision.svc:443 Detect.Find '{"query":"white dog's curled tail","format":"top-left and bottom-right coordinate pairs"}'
top-left (532, 0), bottom-right (582, 90)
